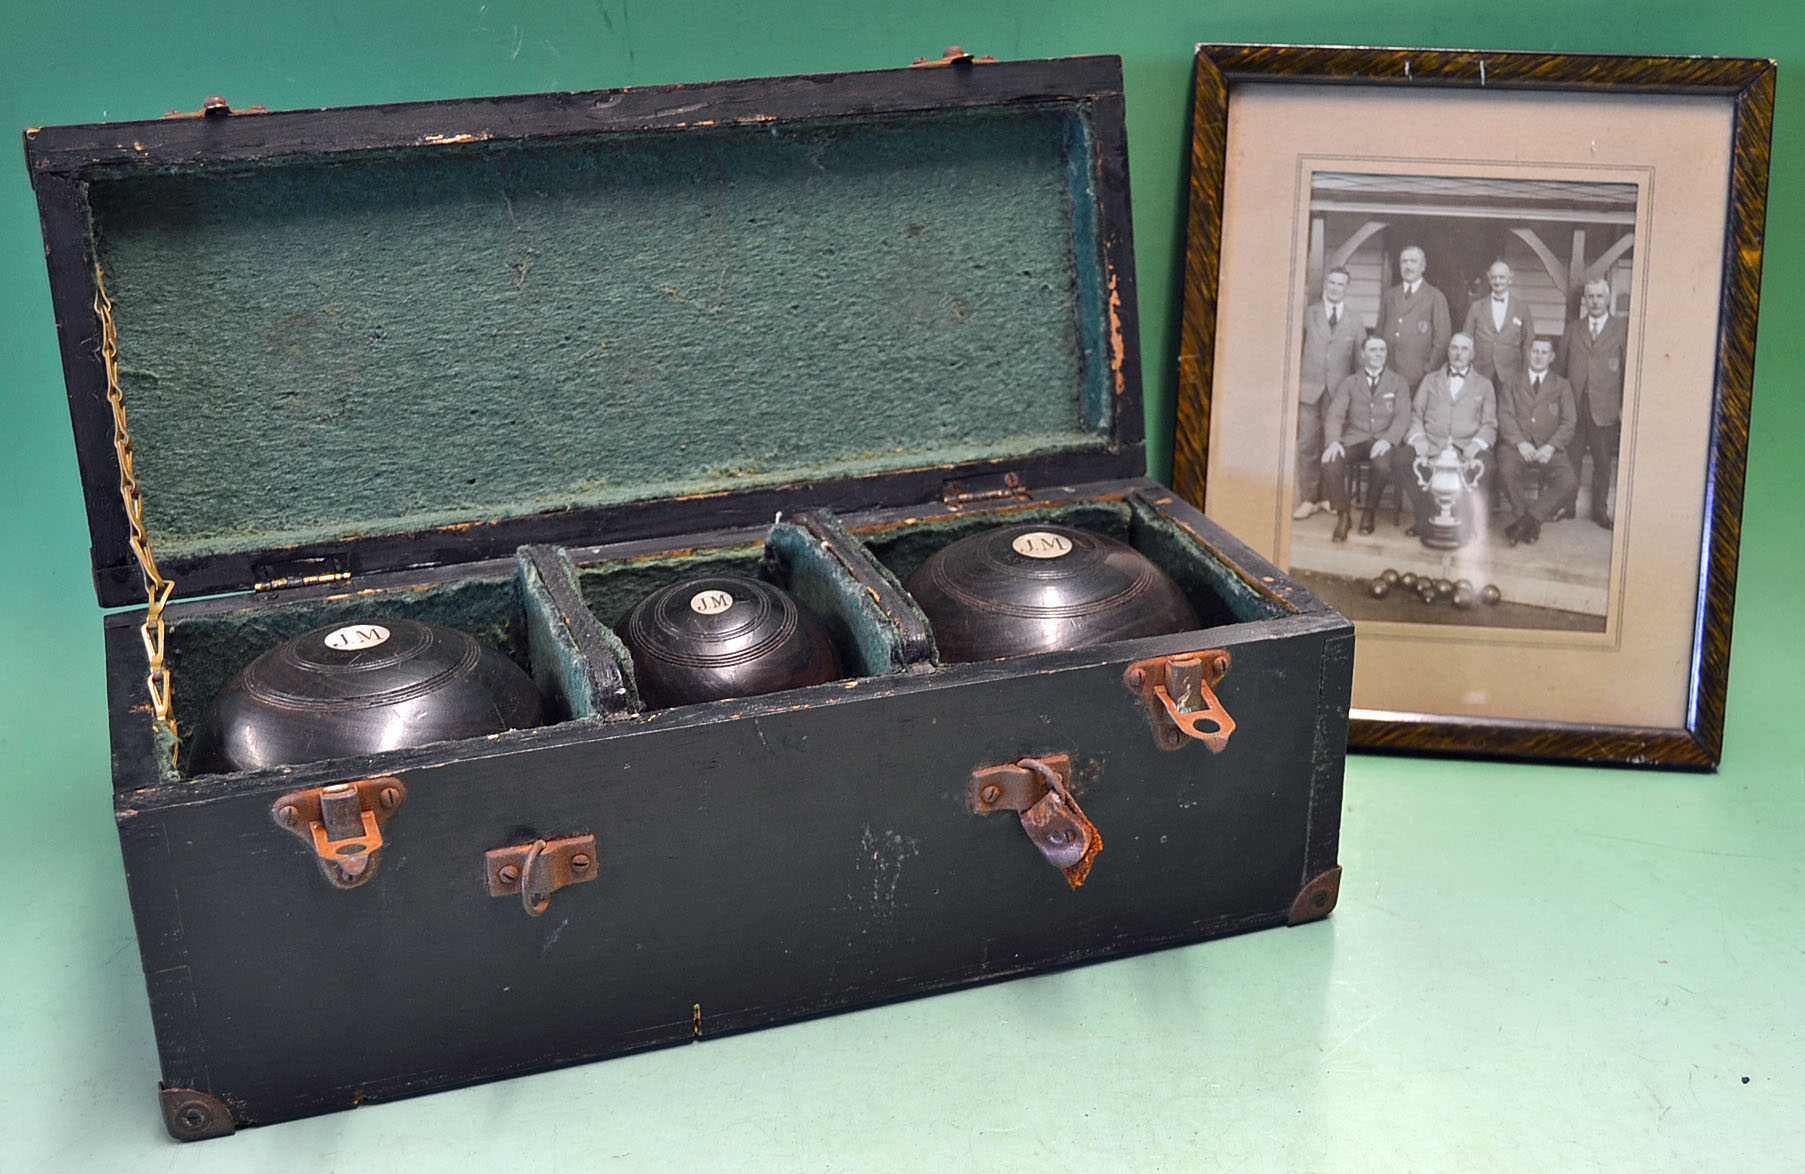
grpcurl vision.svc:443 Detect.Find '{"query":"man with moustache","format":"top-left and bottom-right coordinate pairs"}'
top-left (1402, 333), bottom-right (1496, 540)
top-left (1378, 245), bottom-right (1451, 392)
top-left (1321, 335), bottom-right (1411, 542)
top-left (1463, 260), bottom-right (1536, 389)
top-left (1497, 337), bottom-right (1578, 546)
top-left (1292, 267), bottom-right (1366, 520)
top-left (1561, 277), bottom-right (1629, 530)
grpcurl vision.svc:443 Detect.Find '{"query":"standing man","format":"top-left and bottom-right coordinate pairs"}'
top-left (1561, 277), bottom-right (1628, 530)
top-left (1321, 336), bottom-right (1411, 542)
top-left (1497, 338), bottom-right (1578, 545)
top-left (1401, 333), bottom-right (1496, 539)
top-left (1463, 260), bottom-right (1536, 388)
top-left (1379, 245), bottom-right (1451, 392)
top-left (1293, 267), bottom-right (1366, 520)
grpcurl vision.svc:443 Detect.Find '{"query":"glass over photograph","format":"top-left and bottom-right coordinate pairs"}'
top-left (1283, 171), bottom-right (1637, 634)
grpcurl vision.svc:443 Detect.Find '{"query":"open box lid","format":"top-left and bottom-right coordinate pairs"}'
top-left (26, 56), bottom-right (1145, 608)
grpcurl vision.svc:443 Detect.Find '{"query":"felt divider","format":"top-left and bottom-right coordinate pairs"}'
top-left (766, 511), bottom-right (936, 674)
top-left (516, 546), bottom-right (636, 719)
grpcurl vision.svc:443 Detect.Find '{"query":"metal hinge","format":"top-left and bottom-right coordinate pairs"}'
top-left (940, 470), bottom-right (1030, 505)
top-left (253, 555), bottom-right (351, 592)
top-left (162, 96), bottom-right (269, 118)
top-left (910, 46), bottom-right (998, 68)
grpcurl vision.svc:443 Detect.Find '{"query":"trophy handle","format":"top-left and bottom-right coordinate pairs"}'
top-left (1462, 455), bottom-right (1486, 490)
top-left (1412, 452), bottom-right (1433, 490)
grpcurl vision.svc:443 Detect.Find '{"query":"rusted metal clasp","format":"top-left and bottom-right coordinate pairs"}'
top-left (910, 46), bottom-right (998, 67)
top-left (1123, 650), bottom-right (1236, 752)
top-left (969, 754), bottom-right (1100, 887)
top-left (271, 777), bottom-right (406, 890)
top-left (485, 834), bottom-right (599, 916)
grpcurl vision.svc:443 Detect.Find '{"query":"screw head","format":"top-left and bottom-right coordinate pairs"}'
top-left (570, 854), bottom-right (591, 871)
top-left (177, 1104), bottom-right (210, 1131)
top-left (979, 784), bottom-right (1001, 805)
top-left (379, 786), bottom-right (400, 809)
top-left (275, 805), bottom-right (299, 828)
top-left (1125, 667), bottom-right (1145, 688)
top-left (1045, 827), bottom-right (1076, 847)
top-left (498, 864), bottom-right (520, 886)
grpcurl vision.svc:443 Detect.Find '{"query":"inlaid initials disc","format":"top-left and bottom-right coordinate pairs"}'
top-left (905, 524), bottom-right (1199, 662)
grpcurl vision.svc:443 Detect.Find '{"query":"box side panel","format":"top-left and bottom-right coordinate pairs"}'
top-left (117, 616), bottom-right (1346, 1126)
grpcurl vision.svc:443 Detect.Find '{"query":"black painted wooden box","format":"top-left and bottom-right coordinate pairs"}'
top-left (26, 56), bottom-right (1352, 1139)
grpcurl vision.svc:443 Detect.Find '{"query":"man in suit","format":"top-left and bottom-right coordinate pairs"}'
top-left (1378, 245), bottom-right (1451, 392)
top-left (1463, 260), bottom-right (1536, 388)
top-left (1561, 277), bottom-right (1629, 529)
top-left (1321, 336), bottom-right (1411, 542)
top-left (1497, 338), bottom-right (1578, 545)
top-left (1400, 333), bottom-right (1496, 539)
top-left (1292, 267), bottom-right (1366, 520)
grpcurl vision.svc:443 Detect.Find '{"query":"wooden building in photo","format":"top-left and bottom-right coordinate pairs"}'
top-left (1304, 172), bottom-right (1638, 343)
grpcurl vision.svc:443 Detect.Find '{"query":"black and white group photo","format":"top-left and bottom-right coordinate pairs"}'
top-left (1283, 171), bottom-right (1638, 632)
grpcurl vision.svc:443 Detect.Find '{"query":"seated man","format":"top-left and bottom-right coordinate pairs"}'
top-left (1497, 338), bottom-right (1578, 545)
top-left (1320, 336), bottom-right (1411, 542)
top-left (1398, 332), bottom-right (1497, 540)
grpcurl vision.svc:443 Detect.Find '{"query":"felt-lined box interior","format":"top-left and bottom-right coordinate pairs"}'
top-left (162, 496), bottom-right (1292, 783)
top-left (76, 105), bottom-right (1116, 569)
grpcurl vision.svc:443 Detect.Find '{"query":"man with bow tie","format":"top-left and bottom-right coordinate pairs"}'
top-left (1497, 338), bottom-right (1578, 545)
top-left (1293, 267), bottom-right (1366, 520)
top-left (1561, 277), bottom-right (1628, 530)
top-left (1463, 260), bottom-right (1536, 388)
top-left (1403, 333), bottom-right (1497, 539)
top-left (1379, 245), bottom-right (1451, 392)
top-left (1321, 336), bottom-right (1411, 542)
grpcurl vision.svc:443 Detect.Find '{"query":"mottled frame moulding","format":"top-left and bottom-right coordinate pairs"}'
top-left (1174, 44), bottom-right (1774, 768)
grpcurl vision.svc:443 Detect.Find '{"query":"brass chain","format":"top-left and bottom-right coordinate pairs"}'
top-left (94, 266), bottom-right (178, 742)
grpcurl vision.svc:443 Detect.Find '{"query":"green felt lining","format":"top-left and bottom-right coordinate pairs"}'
top-left (85, 104), bottom-right (1113, 563)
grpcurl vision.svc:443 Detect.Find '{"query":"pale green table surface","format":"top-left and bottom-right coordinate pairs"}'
top-left (5, 3), bottom-right (1804, 1169)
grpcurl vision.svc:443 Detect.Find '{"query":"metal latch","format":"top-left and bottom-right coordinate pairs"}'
top-left (271, 777), bottom-right (406, 889)
top-left (485, 835), bottom-right (599, 916)
top-left (939, 470), bottom-right (1029, 505)
top-left (1123, 650), bottom-right (1236, 752)
top-left (969, 754), bottom-right (1100, 887)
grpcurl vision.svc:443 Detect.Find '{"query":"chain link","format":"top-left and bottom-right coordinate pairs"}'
top-left (94, 266), bottom-right (177, 744)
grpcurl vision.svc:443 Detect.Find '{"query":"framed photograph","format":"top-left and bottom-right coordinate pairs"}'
top-left (1173, 45), bottom-right (1774, 768)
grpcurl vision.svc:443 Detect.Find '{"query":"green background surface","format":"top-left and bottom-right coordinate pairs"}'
top-left (3, 3), bottom-right (1801, 1169)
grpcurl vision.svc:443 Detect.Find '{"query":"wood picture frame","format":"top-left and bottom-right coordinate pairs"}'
top-left (1174, 45), bottom-right (1775, 768)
